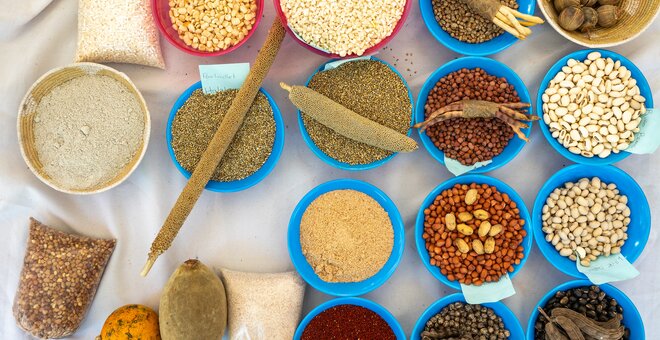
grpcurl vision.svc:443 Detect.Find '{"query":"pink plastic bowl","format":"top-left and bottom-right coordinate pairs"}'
top-left (273, 0), bottom-right (412, 58)
top-left (152, 0), bottom-right (264, 57)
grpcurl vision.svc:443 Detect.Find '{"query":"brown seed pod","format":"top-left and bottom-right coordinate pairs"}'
top-left (580, 7), bottom-right (599, 32)
top-left (597, 5), bottom-right (621, 28)
top-left (559, 6), bottom-right (585, 31)
top-left (554, 0), bottom-right (580, 12)
top-left (598, 0), bottom-right (620, 5)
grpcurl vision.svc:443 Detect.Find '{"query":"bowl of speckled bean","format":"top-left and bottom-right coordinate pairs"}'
top-left (166, 81), bottom-right (285, 192)
top-left (296, 57), bottom-right (415, 171)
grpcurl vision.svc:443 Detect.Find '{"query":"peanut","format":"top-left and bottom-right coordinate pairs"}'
top-left (445, 213), bottom-right (456, 231)
top-left (473, 209), bottom-right (489, 220)
top-left (455, 239), bottom-right (470, 253)
top-left (465, 189), bottom-right (479, 205)
top-left (489, 224), bottom-right (503, 236)
top-left (457, 224), bottom-right (473, 236)
top-left (478, 221), bottom-right (491, 237)
top-left (473, 239), bottom-right (485, 255)
top-left (458, 212), bottom-right (473, 222)
top-left (484, 237), bottom-right (495, 254)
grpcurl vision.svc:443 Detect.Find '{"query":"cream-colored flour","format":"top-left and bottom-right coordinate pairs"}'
top-left (33, 74), bottom-right (144, 190)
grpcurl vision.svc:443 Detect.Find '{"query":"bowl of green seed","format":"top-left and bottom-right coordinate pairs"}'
top-left (166, 81), bottom-right (284, 192)
top-left (296, 57), bottom-right (414, 171)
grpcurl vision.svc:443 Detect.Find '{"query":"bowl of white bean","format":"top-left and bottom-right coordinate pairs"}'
top-left (532, 164), bottom-right (650, 279)
top-left (537, 49), bottom-right (653, 165)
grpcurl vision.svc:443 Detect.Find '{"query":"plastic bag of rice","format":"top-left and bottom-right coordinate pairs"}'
top-left (220, 269), bottom-right (306, 340)
top-left (75, 0), bottom-right (165, 68)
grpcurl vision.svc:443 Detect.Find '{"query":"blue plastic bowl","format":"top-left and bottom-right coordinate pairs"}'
top-left (288, 179), bottom-right (405, 296)
top-left (537, 49), bottom-right (654, 165)
top-left (419, 0), bottom-right (535, 56)
top-left (297, 56), bottom-right (414, 171)
top-left (411, 293), bottom-right (525, 339)
top-left (415, 57), bottom-right (532, 174)
top-left (166, 81), bottom-right (285, 192)
top-left (526, 280), bottom-right (645, 339)
top-left (532, 164), bottom-right (650, 279)
top-left (415, 174), bottom-right (533, 290)
top-left (294, 297), bottom-right (406, 339)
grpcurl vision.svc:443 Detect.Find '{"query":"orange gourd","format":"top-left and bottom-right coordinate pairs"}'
top-left (97, 304), bottom-right (161, 340)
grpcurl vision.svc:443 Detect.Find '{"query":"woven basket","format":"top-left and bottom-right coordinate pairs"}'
top-left (538, 0), bottom-right (660, 47)
top-left (17, 63), bottom-right (151, 195)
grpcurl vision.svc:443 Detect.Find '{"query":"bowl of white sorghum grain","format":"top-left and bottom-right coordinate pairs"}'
top-left (18, 63), bottom-right (151, 194)
top-left (419, 0), bottom-right (536, 56)
top-left (537, 49), bottom-right (653, 165)
top-left (532, 164), bottom-right (650, 279)
top-left (527, 280), bottom-right (645, 340)
top-left (152, 0), bottom-right (263, 56)
top-left (166, 81), bottom-right (285, 192)
top-left (411, 293), bottom-right (525, 339)
top-left (275, 0), bottom-right (411, 58)
top-left (287, 179), bottom-right (405, 297)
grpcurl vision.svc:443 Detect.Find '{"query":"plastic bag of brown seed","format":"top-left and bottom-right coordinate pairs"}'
top-left (13, 218), bottom-right (116, 339)
top-left (75, 0), bottom-right (165, 68)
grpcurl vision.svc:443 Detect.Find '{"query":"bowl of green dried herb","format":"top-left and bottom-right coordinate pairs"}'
top-left (166, 81), bottom-right (284, 192)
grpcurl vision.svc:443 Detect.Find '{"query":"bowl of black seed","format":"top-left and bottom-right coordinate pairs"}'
top-left (411, 293), bottom-right (524, 339)
top-left (419, 0), bottom-right (536, 56)
top-left (527, 280), bottom-right (644, 340)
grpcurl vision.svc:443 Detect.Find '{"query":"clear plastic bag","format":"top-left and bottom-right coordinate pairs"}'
top-left (13, 218), bottom-right (116, 339)
top-left (75, 0), bottom-right (165, 68)
top-left (220, 269), bottom-right (306, 340)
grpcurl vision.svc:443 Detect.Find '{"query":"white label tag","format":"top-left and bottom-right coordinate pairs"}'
top-left (627, 108), bottom-right (659, 154)
top-left (576, 253), bottom-right (640, 285)
top-left (445, 156), bottom-right (492, 176)
top-left (199, 63), bottom-right (250, 94)
top-left (461, 274), bottom-right (515, 304)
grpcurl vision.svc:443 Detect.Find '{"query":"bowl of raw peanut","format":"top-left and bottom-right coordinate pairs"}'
top-left (152, 0), bottom-right (263, 56)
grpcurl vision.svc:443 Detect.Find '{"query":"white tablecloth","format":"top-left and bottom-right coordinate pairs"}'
top-left (1, 0), bottom-right (658, 338)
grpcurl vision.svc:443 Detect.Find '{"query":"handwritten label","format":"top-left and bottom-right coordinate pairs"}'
top-left (199, 63), bottom-right (250, 94)
top-left (461, 274), bottom-right (515, 304)
top-left (627, 108), bottom-right (659, 154)
top-left (322, 56), bottom-right (375, 70)
top-left (576, 253), bottom-right (639, 285)
top-left (445, 156), bottom-right (492, 176)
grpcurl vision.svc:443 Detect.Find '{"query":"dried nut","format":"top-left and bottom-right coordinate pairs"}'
top-left (559, 6), bottom-right (585, 31)
top-left (484, 237), bottom-right (496, 254)
top-left (597, 5), bottom-right (621, 28)
top-left (445, 213), bottom-right (457, 231)
top-left (458, 212), bottom-right (473, 222)
top-left (478, 221), bottom-right (492, 237)
top-left (473, 209), bottom-right (489, 220)
top-left (579, 7), bottom-right (598, 32)
top-left (457, 223), bottom-right (474, 236)
top-left (554, 0), bottom-right (580, 12)
top-left (488, 224), bottom-right (503, 236)
top-left (473, 239), bottom-right (485, 255)
top-left (465, 189), bottom-right (479, 205)
top-left (455, 239), bottom-right (470, 253)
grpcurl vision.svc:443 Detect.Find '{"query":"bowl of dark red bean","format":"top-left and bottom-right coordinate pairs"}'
top-left (294, 297), bottom-right (406, 339)
top-left (414, 56), bottom-right (533, 175)
top-left (527, 280), bottom-right (644, 340)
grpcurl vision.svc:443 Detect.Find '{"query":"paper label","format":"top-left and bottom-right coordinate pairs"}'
top-left (461, 274), bottom-right (515, 304)
top-left (627, 108), bottom-right (659, 154)
top-left (323, 56), bottom-right (373, 71)
top-left (576, 253), bottom-right (639, 285)
top-left (199, 63), bottom-right (250, 94)
top-left (445, 156), bottom-right (492, 176)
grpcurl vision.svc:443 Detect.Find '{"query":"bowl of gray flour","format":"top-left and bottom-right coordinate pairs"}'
top-left (18, 63), bottom-right (150, 194)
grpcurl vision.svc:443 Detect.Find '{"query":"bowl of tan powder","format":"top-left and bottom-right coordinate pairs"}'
top-left (18, 63), bottom-right (150, 194)
top-left (288, 179), bottom-right (405, 297)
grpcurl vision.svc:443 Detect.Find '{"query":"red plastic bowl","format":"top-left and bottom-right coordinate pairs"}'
top-left (152, 0), bottom-right (264, 57)
top-left (273, 0), bottom-right (412, 58)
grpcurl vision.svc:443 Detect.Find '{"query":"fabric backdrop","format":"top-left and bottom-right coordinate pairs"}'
top-left (0, 0), bottom-right (658, 338)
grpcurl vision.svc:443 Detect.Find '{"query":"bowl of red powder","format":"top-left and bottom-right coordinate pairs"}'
top-left (294, 297), bottom-right (405, 339)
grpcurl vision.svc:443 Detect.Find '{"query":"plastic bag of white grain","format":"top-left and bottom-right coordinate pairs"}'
top-left (75, 0), bottom-right (165, 68)
top-left (220, 269), bottom-right (306, 340)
